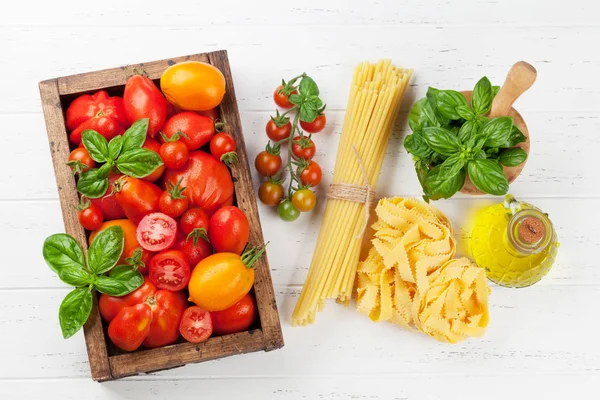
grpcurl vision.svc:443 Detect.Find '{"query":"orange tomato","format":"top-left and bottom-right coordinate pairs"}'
top-left (89, 219), bottom-right (139, 264)
top-left (160, 61), bottom-right (226, 111)
top-left (188, 252), bottom-right (255, 311)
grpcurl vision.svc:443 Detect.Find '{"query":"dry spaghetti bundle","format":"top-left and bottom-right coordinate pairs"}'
top-left (292, 60), bottom-right (412, 326)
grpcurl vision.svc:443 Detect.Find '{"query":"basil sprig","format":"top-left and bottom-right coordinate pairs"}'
top-left (403, 76), bottom-right (527, 201)
top-left (42, 226), bottom-right (143, 339)
top-left (288, 75), bottom-right (326, 123)
top-left (76, 119), bottom-right (163, 198)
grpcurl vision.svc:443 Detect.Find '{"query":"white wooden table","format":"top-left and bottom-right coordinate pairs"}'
top-left (1, 1), bottom-right (598, 398)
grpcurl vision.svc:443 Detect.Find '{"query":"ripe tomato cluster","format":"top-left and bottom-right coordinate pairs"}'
top-left (255, 76), bottom-right (326, 222)
top-left (65, 62), bottom-right (259, 351)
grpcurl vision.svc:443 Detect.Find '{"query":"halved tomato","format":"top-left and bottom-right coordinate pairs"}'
top-left (179, 306), bottom-right (213, 343)
top-left (149, 249), bottom-right (190, 291)
top-left (136, 213), bottom-right (178, 252)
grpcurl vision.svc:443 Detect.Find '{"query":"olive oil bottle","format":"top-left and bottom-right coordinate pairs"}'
top-left (469, 195), bottom-right (559, 288)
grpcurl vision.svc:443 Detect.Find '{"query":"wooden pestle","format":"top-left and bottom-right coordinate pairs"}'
top-left (489, 61), bottom-right (537, 118)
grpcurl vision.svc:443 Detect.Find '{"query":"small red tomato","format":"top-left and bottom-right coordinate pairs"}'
top-left (149, 249), bottom-right (191, 291)
top-left (208, 206), bottom-right (249, 255)
top-left (211, 294), bottom-right (257, 335)
top-left (162, 112), bottom-right (215, 151)
top-left (90, 174), bottom-right (126, 220)
top-left (298, 161), bottom-right (323, 186)
top-left (123, 75), bottom-right (168, 137)
top-left (210, 132), bottom-right (237, 164)
top-left (265, 119), bottom-right (292, 142)
top-left (159, 178), bottom-right (189, 218)
top-left (67, 148), bottom-right (96, 174)
top-left (179, 306), bottom-right (213, 343)
top-left (142, 138), bottom-right (166, 183)
top-left (258, 182), bottom-right (284, 206)
top-left (180, 207), bottom-right (210, 236)
top-left (300, 114), bottom-right (326, 134)
top-left (255, 151), bottom-right (282, 177)
top-left (136, 212), bottom-right (178, 252)
top-left (160, 138), bottom-right (189, 170)
top-left (172, 232), bottom-right (212, 268)
top-left (108, 303), bottom-right (152, 351)
top-left (291, 135), bottom-right (316, 160)
top-left (273, 85), bottom-right (298, 109)
top-left (77, 199), bottom-right (104, 231)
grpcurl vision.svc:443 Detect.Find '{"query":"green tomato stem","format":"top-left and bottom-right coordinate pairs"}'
top-left (286, 112), bottom-right (301, 199)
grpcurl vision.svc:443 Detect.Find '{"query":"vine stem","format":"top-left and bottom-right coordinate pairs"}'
top-left (286, 112), bottom-right (301, 198)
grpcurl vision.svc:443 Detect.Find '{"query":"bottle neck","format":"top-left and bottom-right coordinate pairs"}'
top-left (505, 209), bottom-right (554, 255)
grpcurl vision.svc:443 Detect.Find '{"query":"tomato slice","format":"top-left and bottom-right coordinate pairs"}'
top-left (149, 249), bottom-right (190, 291)
top-left (136, 212), bottom-right (178, 252)
top-left (179, 306), bottom-right (213, 343)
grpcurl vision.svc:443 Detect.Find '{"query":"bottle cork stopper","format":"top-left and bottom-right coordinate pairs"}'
top-left (518, 217), bottom-right (545, 244)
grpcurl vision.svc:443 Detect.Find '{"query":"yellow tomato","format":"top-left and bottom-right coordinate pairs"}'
top-left (188, 252), bottom-right (255, 311)
top-left (160, 61), bottom-right (226, 111)
top-left (89, 219), bottom-right (138, 264)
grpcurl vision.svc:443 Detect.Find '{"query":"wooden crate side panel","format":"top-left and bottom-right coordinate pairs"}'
top-left (108, 330), bottom-right (266, 378)
top-left (208, 50), bottom-right (284, 351)
top-left (38, 79), bottom-right (112, 382)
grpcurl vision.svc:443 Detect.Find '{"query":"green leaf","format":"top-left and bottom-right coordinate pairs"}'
top-left (121, 118), bottom-right (149, 153)
top-left (499, 125), bottom-right (527, 148)
top-left (288, 94), bottom-right (303, 106)
top-left (87, 226), bottom-right (124, 274)
top-left (57, 266), bottom-right (91, 287)
top-left (499, 147), bottom-right (528, 167)
top-left (457, 119), bottom-right (479, 143)
top-left (404, 131), bottom-right (433, 159)
top-left (96, 163), bottom-right (113, 179)
top-left (486, 147), bottom-right (500, 158)
top-left (439, 153), bottom-right (466, 180)
top-left (472, 76), bottom-right (493, 115)
top-left (492, 85), bottom-right (501, 97)
top-left (423, 165), bottom-right (466, 201)
top-left (468, 159), bottom-right (509, 195)
top-left (481, 116), bottom-right (514, 148)
top-left (457, 105), bottom-right (475, 120)
top-left (108, 135), bottom-right (124, 160)
top-left (422, 127), bottom-right (461, 157)
top-left (43, 234), bottom-right (85, 274)
top-left (408, 98), bottom-right (426, 131)
top-left (432, 90), bottom-right (469, 120)
top-left (77, 168), bottom-right (109, 199)
top-left (298, 76), bottom-right (319, 97)
top-left (95, 266), bottom-right (144, 296)
top-left (116, 148), bottom-right (164, 178)
top-left (81, 130), bottom-right (110, 163)
top-left (59, 287), bottom-right (93, 339)
top-left (299, 106), bottom-right (319, 124)
top-left (425, 88), bottom-right (451, 127)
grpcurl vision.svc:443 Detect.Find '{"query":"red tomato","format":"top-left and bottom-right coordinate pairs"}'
top-left (300, 114), bottom-right (326, 134)
top-left (163, 151), bottom-right (234, 215)
top-left (291, 136), bottom-right (316, 160)
top-left (90, 174), bottom-right (126, 220)
top-left (142, 289), bottom-right (186, 348)
top-left (149, 249), bottom-right (190, 291)
top-left (108, 303), bottom-right (152, 351)
top-left (159, 192), bottom-right (189, 219)
top-left (142, 138), bottom-right (165, 182)
top-left (255, 151), bottom-right (282, 177)
top-left (67, 148), bottom-right (96, 174)
top-left (136, 212), bottom-right (178, 252)
top-left (211, 294), bottom-right (257, 335)
top-left (172, 232), bottom-right (212, 268)
top-left (179, 306), bottom-right (213, 343)
top-left (123, 75), bottom-right (168, 137)
top-left (162, 112), bottom-right (215, 151)
top-left (266, 119), bottom-right (292, 142)
top-left (78, 202), bottom-right (103, 231)
top-left (66, 91), bottom-right (129, 145)
top-left (99, 278), bottom-right (156, 322)
top-left (160, 140), bottom-right (189, 170)
top-left (180, 208), bottom-right (209, 237)
top-left (258, 182), bottom-right (284, 206)
top-left (209, 132), bottom-right (236, 160)
top-left (208, 206), bottom-right (249, 254)
top-left (196, 107), bottom-right (220, 120)
top-left (114, 176), bottom-right (162, 224)
top-left (273, 85), bottom-right (298, 109)
top-left (123, 247), bottom-right (153, 275)
top-left (299, 161), bottom-right (322, 186)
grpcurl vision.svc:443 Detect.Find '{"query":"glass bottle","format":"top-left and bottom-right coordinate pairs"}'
top-left (468, 194), bottom-right (559, 288)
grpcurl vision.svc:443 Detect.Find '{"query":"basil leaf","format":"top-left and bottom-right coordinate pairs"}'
top-left (87, 225), bottom-right (124, 274)
top-left (81, 130), bottom-right (110, 163)
top-left (425, 88), bottom-right (451, 126)
top-left (481, 116), bottom-right (513, 148)
top-left (457, 119), bottom-right (479, 143)
top-left (408, 98), bottom-right (426, 131)
top-left (288, 94), bottom-right (303, 106)
top-left (415, 160), bottom-right (430, 188)
top-left (404, 131), bottom-right (433, 159)
top-left (108, 135), bottom-right (124, 160)
top-left (457, 105), bottom-right (475, 121)
top-left (116, 149), bottom-right (164, 178)
top-left (299, 76), bottom-right (319, 97)
top-left (474, 149), bottom-right (487, 159)
top-left (299, 106), bottom-right (319, 124)
top-left (422, 127), bottom-right (461, 157)
top-left (473, 76), bottom-right (493, 115)
top-left (499, 125), bottom-right (527, 148)
top-left (439, 153), bottom-right (466, 180)
top-left (492, 85), bottom-right (501, 97)
top-left (468, 159), bottom-right (509, 195)
top-left (97, 163), bottom-right (113, 179)
top-left (499, 147), bottom-right (527, 167)
top-left (121, 118), bottom-right (148, 153)
top-left (59, 287), bottom-right (93, 339)
top-left (432, 90), bottom-right (469, 120)
top-left (58, 266), bottom-right (91, 287)
top-left (423, 165), bottom-right (465, 201)
top-left (95, 266), bottom-right (144, 296)
top-left (486, 147), bottom-right (500, 158)
top-left (77, 168), bottom-right (109, 199)
top-left (43, 234), bottom-right (85, 274)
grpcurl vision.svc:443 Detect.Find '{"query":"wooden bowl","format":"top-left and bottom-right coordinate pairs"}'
top-left (459, 90), bottom-right (530, 195)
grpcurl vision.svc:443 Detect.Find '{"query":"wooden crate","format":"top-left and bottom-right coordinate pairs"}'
top-left (38, 50), bottom-right (284, 381)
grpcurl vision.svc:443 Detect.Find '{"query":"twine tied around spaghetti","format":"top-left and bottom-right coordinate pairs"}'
top-left (326, 146), bottom-right (375, 237)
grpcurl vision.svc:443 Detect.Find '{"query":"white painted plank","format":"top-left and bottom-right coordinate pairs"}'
top-left (1, 285), bottom-right (598, 379)
top-left (1, 26), bottom-right (598, 113)
top-left (1, 373), bottom-right (598, 400)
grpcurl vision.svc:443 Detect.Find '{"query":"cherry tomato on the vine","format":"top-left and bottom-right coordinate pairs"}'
top-left (292, 189), bottom-right (317, 212)
top-left (278, 200), bottom-right (300, 222)
top-left (298, 161), bottom-right (323, 187)
top-left (258, 182), bottom-right (284, 206)
top-left (77, 200), bottom-right (104, 231)
top-left (67, 148), bottom-right (96, 175)
top-left (300, 114), bottom-right (326, 134)
top-left (255, 151), bottom-right (282, 177)
top-left (291, 136), bottom-right (316, 160)
top-left (273, 85), bottom-right (298, 109)
top-left (266, 119), bottom-right (292, 142)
